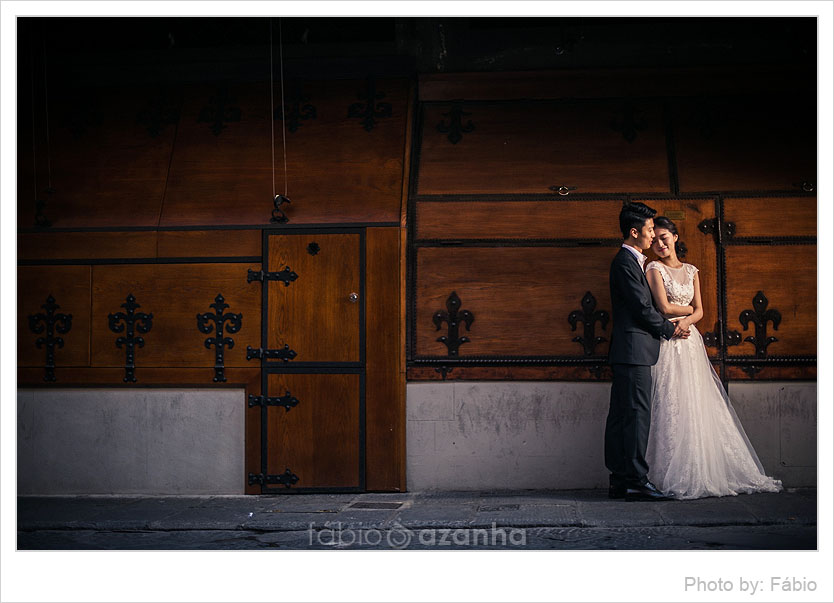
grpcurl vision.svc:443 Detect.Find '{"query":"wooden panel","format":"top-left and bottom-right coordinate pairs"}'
top-left (417, 100), bottom-right (670, 195)
top-left (266, 373), bottom-right (361, 489)
top-left (725, 365), bottom-right (816, 381)
top-left (636, 198), bottom-right (720, 358)
top-left (415, 246), bottom-right (616, 357)
top-left (675, 94), bottom-right (815, 193)
top-left (407, 366), bottom-right (612, 381)
top-left (91, 263), bottom-right (261, 371)
top-left (723, 197), bottom-right (816, 238)
top-left (418, 66), bottom-right (811, 102)
top-left (417, 200), bottom-right (624, 240)
top-left (18, 266), bottom-right (91, 369)
top-left (267, 234), bottom-right (360, 362)
top-left (725, 245), bottom-right (816, 357)
top-left (19, 86), bottom-right (176, 228)
top-left (157, 229), bottom-right (261, 258)
top-left (18, 231), bottom-right (158, 260)
top-left (365, 227), bottom-right (405, 491)
top-left (160, 79), bottom-right (408, 227)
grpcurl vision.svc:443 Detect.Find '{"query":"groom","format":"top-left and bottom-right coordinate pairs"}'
top-left (606, 202), bottom-right (689, 502)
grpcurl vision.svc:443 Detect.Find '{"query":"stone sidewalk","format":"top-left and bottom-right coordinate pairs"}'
top-left (17, 488), bottom-right (817, 550)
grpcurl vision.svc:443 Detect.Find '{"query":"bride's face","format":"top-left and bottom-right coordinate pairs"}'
top-left (652, 228), bottom-right (677, 259)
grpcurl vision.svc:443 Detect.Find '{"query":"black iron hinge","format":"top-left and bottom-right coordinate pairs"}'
top-left (249, 469), bottom-right (299, 488)
top-left (247, 267), bottom-right (298, 286)
top-left (248, 392), bottom-right (300, 412)
top-left (246, 344), bottom-right (297, 362)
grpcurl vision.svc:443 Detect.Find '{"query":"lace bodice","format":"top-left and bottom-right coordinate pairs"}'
top-left (646, 261), bottom-right (698, 306)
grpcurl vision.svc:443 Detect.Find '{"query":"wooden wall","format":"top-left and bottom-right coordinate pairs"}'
top-left (18, 75), bottom-right (410, 493)
top-left (407, 67), bottom-right (816, 382)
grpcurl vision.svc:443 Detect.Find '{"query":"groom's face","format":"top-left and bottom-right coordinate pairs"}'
top-left (631, 218), bottom-right (655, 251)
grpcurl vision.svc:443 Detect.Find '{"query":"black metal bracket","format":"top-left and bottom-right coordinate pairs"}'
top-left (568, 291), bottom-right (610, 356)
top-left (247, 345), bottom-right (297, 362)
top-left (197, 293), bottom-right (242, 383)
top-left (703, 321), bottom-right (742, 350)
top-left (698, 217), bottom-right (736, 242)
top-left (28, 294), bottom-right (72, 382)
top-left (248, 392), bottom-right (299, 412)
top-left (436, 101), bottom-right (474, 144)
top-left (739, 291), bottom-right (781, 358)
top-left (108, 293), bottom-right (153, 383)
top-left (432, 291), bottom-right (475, 357)
top-left (136, 89), bottom-right (180, 137)
top-left (348, 76), bottom-right (392, 132)
top-left (307, 242), bottom-right (320, 256)
top-left (274, 83), bottom-right (317, 133)
top-left (610, 102), bottom-right (648, 143)
top-left (247, 267), bottom-right (298, 286)
top-left (249, 469), bottom-right (299, 488)
top-left (271, 194), bottom-right (291, 224)
top-left (435, 366), bottom-right (454, 380)
top-left (197, 87), bottom-right (241, 135)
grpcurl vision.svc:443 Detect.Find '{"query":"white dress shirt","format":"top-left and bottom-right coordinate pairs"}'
top-left (621, 243), bottom-right (647, 269)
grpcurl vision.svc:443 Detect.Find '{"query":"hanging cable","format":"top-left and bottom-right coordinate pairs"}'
top-left (269, 18), bottom-right (276, 200)
top-left (269, 17), bottom-right (290, 224)
top-left (279, 17), bottom-right (288, 198)
top-left (42, 36), bottom-right (53, 193)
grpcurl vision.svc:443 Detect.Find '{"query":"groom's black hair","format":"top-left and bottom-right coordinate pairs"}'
top-left (619, 201), bottom-right (657, 239)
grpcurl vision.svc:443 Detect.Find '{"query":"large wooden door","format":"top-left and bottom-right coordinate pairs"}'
top-left (252, 230), bottom-right (365, 492)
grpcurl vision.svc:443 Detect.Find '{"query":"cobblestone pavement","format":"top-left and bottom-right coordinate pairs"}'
top-left (17, 488), bottom-right (816, 550)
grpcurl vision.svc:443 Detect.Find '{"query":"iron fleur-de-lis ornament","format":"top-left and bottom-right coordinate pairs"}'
top-left (197, 293), bottom-right (243, 383)
top-left (108, 293), bottom-right (153, 383)
top-left (28, 294), bottom-right (73, 382)
top-left (432, 291), bottom-right (475, 356)
top-left (567, 291), bottom-right (610, 356)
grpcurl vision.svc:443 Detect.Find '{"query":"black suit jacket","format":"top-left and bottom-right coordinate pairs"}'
top-left (608, 247), bottom-right (676, 366)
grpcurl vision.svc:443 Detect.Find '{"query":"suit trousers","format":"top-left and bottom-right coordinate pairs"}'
top-left (605, 363), bottom-right (652, 486)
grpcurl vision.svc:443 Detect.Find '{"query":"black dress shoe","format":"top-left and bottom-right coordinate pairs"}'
top-left (608, 485), bottom-right (626, 499)
top-left (624, 481), bottom-right (673, 502)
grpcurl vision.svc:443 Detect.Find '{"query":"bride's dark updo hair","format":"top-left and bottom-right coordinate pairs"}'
top-left (654, 216), bottom-right (687, 259)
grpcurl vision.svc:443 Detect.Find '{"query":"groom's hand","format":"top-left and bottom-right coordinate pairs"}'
top-left (672, 323), bottom-right (691, 339)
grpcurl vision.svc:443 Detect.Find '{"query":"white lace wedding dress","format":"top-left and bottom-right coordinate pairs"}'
top-left (645, 260), bottom-right (783, 500)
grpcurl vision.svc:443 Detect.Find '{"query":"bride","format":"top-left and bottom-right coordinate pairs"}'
top-left (644, 216), bottom-right (782, 500)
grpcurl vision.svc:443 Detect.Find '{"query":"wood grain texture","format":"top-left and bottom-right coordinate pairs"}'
top-left (18, 266), bottom-right (92, 369)
top-left (160, 79), bottom-right (408, 227)
top-left (18, 231), bottom-right (158, 260)
top-left (723, 197), bottom-right (816, 238)
top-left (725, 245), bottom-right (816, 357)
top-left (90, 263), bottom-right (261, 370)
top-left (418, 66), bottom-right (812, 102)
top-left (675, 94), bottom-right (816, 193)
top-left (416, 200), bottom-right (624, 240)
top-left (157, 229), bottom-right (262, 258)
top-left (266, 373), bottom-right (361, 489)
top-left (267, 233), bottom-right (360, 362)
top-left (724, 365), bottom-right (816, 381)
top-left (18, 85), bottom-right (176, 228)
top-left (417, 100), bottom-right (670, 195)
top-left (415, 246), bottom-right (617, 357)
top-left (365, 227), bottom-right (405, 491)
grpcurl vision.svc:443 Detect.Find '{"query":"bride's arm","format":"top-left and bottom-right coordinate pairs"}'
top-left (677, 271), bottom-right (704, 329)
top-left (646, 268), bottom-right (694, 318)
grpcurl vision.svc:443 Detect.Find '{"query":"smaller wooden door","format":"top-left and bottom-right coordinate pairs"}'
top-left (258, 230), bottom-right (365, 492)
top-left (267, 233), bottom-right (361, 363)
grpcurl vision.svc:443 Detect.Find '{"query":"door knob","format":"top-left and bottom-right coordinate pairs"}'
top-left (349, 292), bottom-right (359, 303)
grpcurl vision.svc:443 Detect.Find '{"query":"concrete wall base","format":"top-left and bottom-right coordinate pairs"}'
top-left (406, 381), bottom-right (816, 491)
top-left (18, 388), bottom-right (245, 495)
